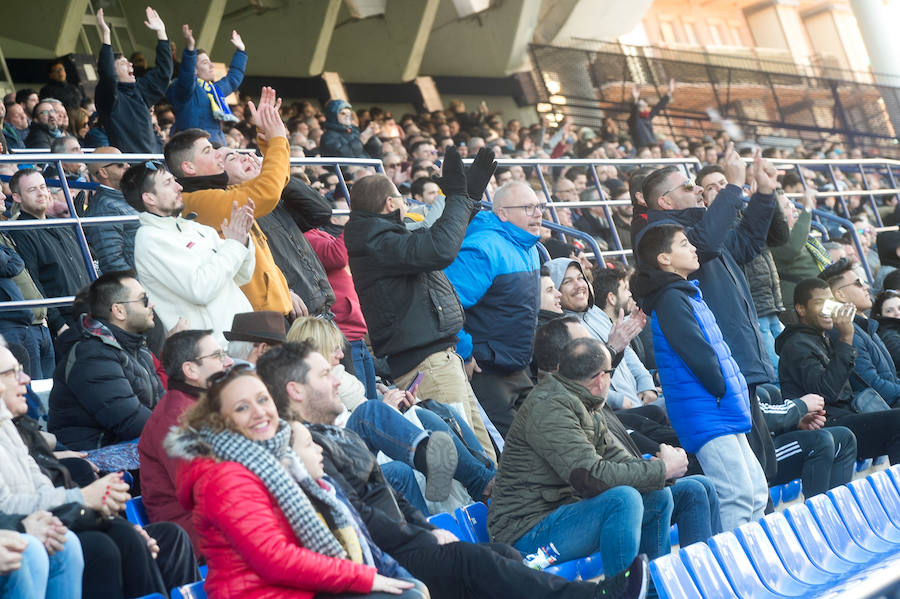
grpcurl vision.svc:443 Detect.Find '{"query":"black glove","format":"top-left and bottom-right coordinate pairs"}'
top-left (432, 146), bottom-right (467, 198)
top-left (466, 147), bottom-right (497, 202)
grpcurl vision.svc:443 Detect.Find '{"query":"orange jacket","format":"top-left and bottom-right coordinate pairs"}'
top-left (182, 136), bottom-right (292, 314)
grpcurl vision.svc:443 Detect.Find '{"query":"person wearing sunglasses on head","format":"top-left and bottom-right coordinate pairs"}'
top-left (50, 270), bottom-right (163, 451)
top-left (637, 143), bottom-right (782, 486)
top-left (85, 147), bottom-right (140, 274)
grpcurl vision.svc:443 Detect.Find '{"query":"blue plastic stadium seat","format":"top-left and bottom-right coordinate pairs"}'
top-left (680, 541), bottom-right (744, 599)
top-left (426, 512), bottom-right (473, 542)
top-left (735, 520), bottom-right (836, 590)
top-left (867, 471), bottom-right (900, 524)
top-left (455, 503), bottom-right (489, 543)
top-left (780, 479), bottom-right (802, 503)
top-left (757, 513), bottom-right (841, 584)
top-left (136, 594), bottom-right (166, 599)
top-left (649, 553), bottom-right (703, 599)
top-left (125, 496), bottom-right (149, 527)
top-left (887, 464), bottom-right (900, 494)
top-left (769, 485), bottom-right (781, 508)
top-left (170, 580), bottom-right (206, 599)
top-left (710, 531), bottom-right (815, 597)
top-left (819, 489), bottom-right (897, 553)
top-left (575, 551), bottom-right (603, 580)
top-left (198, 564), bottom-right (208, 579)
top-left (846, 479), bottom-right (900, 543)
top-left (783, 503), bottom-right (870, 569)
top-left (800, 496), bottom-right (881, 564)
top-left (856, 458), bottom-right (873, 472)
top-left (543, 558), bottom-right (578, 581)
top-left (669, 524), bottom-right (679, 548)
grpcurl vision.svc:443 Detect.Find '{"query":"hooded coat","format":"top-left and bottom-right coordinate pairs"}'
top-left (444, 211), bottom-right (541, 374)
top-left (319, 100), bottom-right (382, 160)
top-left (874, 230), bottom-right (900, 292)
top-left (545, 257), bottom-right (655, 409)
top-left (631, 268), bottom-right (750, 454)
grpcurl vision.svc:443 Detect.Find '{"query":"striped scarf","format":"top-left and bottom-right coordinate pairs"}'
top-left (198, 79), bottom-right (239, 123)
top-left (198, 421), bottom-right (349, 559)
top-left (805, 236), bottom-right (832, 271)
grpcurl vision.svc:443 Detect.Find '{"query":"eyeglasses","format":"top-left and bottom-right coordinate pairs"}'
top-left (591, 368), bottom-right (615, 379)
top-left (102, 162), bottom-right (127, 169)
top-left (193, 349), bottom-right (230, 364)
top-left (0, 364), bottom-right (24, 379)
top-left (205, 362), bottom-right (254, 387)
top-left (502, 203), bottom-right (547, 217)
top-left (661, 179), bottom-right (697, 196)
top-left (116, 295), bottom-right (149, 308)
top-left (37, 110), bottom-right (53, 117)
top-left (836, 278), bottom-right (866, 291)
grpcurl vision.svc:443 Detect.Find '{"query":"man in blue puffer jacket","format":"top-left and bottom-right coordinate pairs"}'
top-left (631, 222), bottom-right (769, 531)
top-left (445, 181), bottom-right (541, 437)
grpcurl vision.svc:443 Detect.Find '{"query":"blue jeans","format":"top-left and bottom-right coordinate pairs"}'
top-left (349, 339), bottom-right (377, 400)
top-left (381, 460), bottom-right (430, 516)
top-left (513, 486), bottom-right (646, 576)
top-left (415, 406), bottom-right (495, 499)
top-left (670, 475), bottom-right (722, 547)
top-left (0, 326), bottom-right (40, 379)
top-left (346, 400), bottom-right (495, 500)
top-left (32, 324), bottom-right (55, 380)
top-left (757, 314), bottom-right (784, 374)
top-left (0, 532), bottom-right (83, 599)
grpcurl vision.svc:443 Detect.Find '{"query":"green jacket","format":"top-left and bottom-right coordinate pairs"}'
top-left (487, 373), bottom-right (667, 545)
top-left (770, 211), bottom-right (821, 308)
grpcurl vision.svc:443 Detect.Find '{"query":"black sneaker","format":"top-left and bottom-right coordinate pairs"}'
top-left (424, 431), bottom-right (458, 502)
top-left (595, 554), bottom-right (648, 599)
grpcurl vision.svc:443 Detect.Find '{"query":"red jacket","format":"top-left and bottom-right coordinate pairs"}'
top-left (176, 456), bottom-right (377, 599)
top-left (303, 229), bottom-right (368, 341)
top-left (137, 385), bottom-right (200, 551)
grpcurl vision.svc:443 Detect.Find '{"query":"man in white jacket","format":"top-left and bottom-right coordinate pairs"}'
top-left (122, 160), bottom-right (255, 344)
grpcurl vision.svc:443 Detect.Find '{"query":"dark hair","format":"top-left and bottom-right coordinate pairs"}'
top-left (162, 329), bottom-right (214, 382)
top-left (696, 164), bottom-right (725, 187)
top-left (635, 223), bottom-right (683, 267)
top-left (120, 161), bottom-right (166, 211)
top-left (592, 264), bottom-right (628, 310)
top-left (761, 147), bottom-right (778, 159)
top-left (349, 174), bottom-right (395, 213)
top-left (628, 166), bottom-right (657, 206)
top-left (558, 337), bottom-right (609, 381)
top-left (32, 100), bottom-right (54, 120)
top-left (793, 277), bottom-right (830, 309)
top-left (818, 257), bottom-right (853, 288)
top-left (15, 89), bottom-right (36, 105)
top-left (883, 269), bottom-right (900, 292)
top-left (539, 265), bottom-right (551, 278)
top-left (409, 140), bottom-right (433, 156)
top-left (410, 176), bottom-right (433, 199)
top-left (50, 135), bottom-right (76, 154)
top-left (872, 290), bottom-right (900, 318)
top-left (256, 341), bottom-right (317, 419)
top-left (47, 58), bottom-right (65, 72)
top-left (642, 166), bottom-right (680, 209)
top-left (9, 168), bottom-right (41, 196)
top-left (87, 270), bottom-right (137, 319)
top-left (781, 171), bottom-right (803, 190)
top-left (164, 129), bottom-right (209, 178)
top-left (532, 315), bottom-right (580, 373)
top-left (565, 167), bottom-right (586, 183)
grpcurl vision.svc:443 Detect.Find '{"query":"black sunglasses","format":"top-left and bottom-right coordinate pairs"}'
top-left (116, 295), bottom-right (149, 308)
top-left (206, 363), bottom-right (254, 388)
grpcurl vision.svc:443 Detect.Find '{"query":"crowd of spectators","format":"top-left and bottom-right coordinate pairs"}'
top-left (3, 4), bottom-right (900, 598)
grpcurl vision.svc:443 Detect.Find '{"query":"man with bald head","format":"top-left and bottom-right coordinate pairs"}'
top-left (445, 181), bottom-right (543, 437)
top-left (85, 147), bottom-right (140, 273)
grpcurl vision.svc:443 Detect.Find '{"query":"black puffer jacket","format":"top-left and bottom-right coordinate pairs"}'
top-left (875, 316), bottom-right (900, 372)
top-left (743, 203), bottom-right (789, 317)
top-left (344, 193), bottom-right (472, 377)
top-left (49, 315), bottom-right (163, 450)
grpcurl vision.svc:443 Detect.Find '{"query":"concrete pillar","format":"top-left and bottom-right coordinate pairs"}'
top-left (849, 0), bottom-right (900, 87)
top-left (420, 0), bottom-right (540, 77)
top-left (0, 0), bottom-right (90, 57)
top-left (324, 0), bottom-right (439, 83)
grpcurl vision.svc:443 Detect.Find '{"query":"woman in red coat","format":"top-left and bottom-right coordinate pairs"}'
top-left (167, 365), bottom-right (427, 599)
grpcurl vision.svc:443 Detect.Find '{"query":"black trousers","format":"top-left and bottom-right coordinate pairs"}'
top-left (828, 408), bottom-right (900, 463)
top-left (393, 540), bottom-right (600, 599)
top-left (772, 427), bottom-right (857, 497)
top-left (615, 407), bottom-right (703, 476)
top-left (470, 368), bottom-right (533, 438)
top-left (746, 384), bottom-right (778, 481)
top-left (77, 518), bottom-right (199, 598)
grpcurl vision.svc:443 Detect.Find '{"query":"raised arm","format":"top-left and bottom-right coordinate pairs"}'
top-left (214, 30), bottom-right (247, 96)
top-left (136, 7), bottom-right (173, 106)
top-left (169, 24), bottom-right (197, 102)
top-left (94, 9), bottom-right (117, 118)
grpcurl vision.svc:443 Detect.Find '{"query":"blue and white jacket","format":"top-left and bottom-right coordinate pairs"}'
top-left (445, 211), bottom-right (540, 373)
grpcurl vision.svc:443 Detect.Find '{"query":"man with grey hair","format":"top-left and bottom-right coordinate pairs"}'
top-left (444, 181), bottom-right (543, 437)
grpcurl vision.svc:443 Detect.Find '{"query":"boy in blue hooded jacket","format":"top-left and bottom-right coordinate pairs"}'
top-left (630, 222), bottom-right (768, 531)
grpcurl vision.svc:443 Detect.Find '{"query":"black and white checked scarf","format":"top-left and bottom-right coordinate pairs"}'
top-left (198, 420), bottom-right (349, 559)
